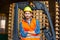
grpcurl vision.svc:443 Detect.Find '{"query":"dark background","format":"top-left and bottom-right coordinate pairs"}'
top-left (0, 0), bottom-right (59, 40)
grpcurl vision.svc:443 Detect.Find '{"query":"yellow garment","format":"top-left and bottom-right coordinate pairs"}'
top-left (24, 6), bottom-right (32, 12)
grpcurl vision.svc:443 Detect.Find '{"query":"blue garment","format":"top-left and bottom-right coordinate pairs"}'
top-left (19, 20), bottom-right (40, 37)
top-left (20, 22), bottom-right (28, 37)
top-left (35, 20), bottom-right (40, 34)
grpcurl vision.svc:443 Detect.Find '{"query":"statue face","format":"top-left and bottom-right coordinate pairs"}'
top-left (24, 11), bottom-right (32, 19)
